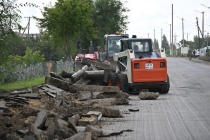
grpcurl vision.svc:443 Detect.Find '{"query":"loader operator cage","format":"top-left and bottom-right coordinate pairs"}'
top-left (131, 40), bottom-right (151, 52)
top-left (107, 36), bottom-right (122, 57)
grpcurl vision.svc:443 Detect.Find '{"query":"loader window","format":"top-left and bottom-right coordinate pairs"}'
top-left (132, 41), bottom-right (151, 52)
top-left (118, 56), bottom-right (127, 71)
top-left (107, 36), bottom-right (122, 56)
top-left (122, 41), bottom-right (129, 51)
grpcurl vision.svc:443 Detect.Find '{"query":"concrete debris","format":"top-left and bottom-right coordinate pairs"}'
top-left (0, 62), bottom-right (156, 139)
top-left (128, 108), bottom-right (139, 112)
top-left (84, 125), bottom-right (133, 138)
top-left (68, 132), bottom-right (92, 140)
top-left (139, 91), bottom-right (159, 100)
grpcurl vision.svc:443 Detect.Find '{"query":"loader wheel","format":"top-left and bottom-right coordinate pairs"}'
top-left (116, 74), bottom-right (129, 93)
top-left (159, 75), bottom-right (170, 94)
top-left (107, 73), bottom-right (117, 86)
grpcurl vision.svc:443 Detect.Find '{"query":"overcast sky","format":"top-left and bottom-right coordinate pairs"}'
top-left (18, 0), bottom-right (210, 44)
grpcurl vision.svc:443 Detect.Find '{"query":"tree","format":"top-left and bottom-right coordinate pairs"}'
top-left (0, 0), bottom-right (21, 63)
top-left (36, 32), bottom-right (64, 61)
top-left (161, 34), bottom-right (170, 55)
top-left (161, 35), bottom-right (169, 49)
top-left (92, 0), bottom-right (129, 46)
top-left (37, 0), bottom-right (96, 59)
top-left (0, 0), bottom-right (39, 64)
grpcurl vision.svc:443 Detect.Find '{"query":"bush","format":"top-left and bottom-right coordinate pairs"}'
top-left (0, 47), bottom-right (45, 84)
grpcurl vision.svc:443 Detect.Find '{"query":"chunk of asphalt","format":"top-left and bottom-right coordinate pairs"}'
top-left (139, 91), bottom-right (159, 100)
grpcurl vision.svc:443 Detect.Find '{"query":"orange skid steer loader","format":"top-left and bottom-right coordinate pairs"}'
top-left (104, 37), bottom-right (170, 94)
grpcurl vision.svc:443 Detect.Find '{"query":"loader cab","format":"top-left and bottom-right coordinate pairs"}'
top-left (121, 38), bottom-right (160, 58)
top-left (104, 32), bottom-right (129, 61)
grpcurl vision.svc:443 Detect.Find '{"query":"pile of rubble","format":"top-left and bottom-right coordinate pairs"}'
top-left (0, 61), bottom-right (131, 140)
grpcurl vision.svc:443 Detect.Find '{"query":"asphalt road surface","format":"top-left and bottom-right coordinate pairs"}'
top-left (99, 57), bottom-right (210, 140)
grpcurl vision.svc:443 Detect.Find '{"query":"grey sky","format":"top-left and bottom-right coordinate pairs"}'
top-left (18, 0), bottom-right (210, 44)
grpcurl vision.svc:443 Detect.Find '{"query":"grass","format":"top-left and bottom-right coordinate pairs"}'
top-left (0, 76), bottom-right (45, 92)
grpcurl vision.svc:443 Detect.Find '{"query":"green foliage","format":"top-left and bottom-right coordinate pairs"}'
top-left (0, 0), bottom-right (39, 64)
top-left (36, 0), bottom-right (129, 55)
top-left (161, 35), bottom-right (169, 49)
top-left (23, 47), bottom-right (45, 66)
top-left (161, 35), bottom-right (170, 56)
top-left (36, 0), bottom-right (96, 58)
top-left (0, 47), bottom-right (45, 83)
top-left (92, 0), bottom-right (129, 46)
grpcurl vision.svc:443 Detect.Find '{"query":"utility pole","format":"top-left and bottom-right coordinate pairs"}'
top-left (196, 17), bottom-right (202, 48)
top-left (24, 16), bottom-right (32, 37)
top-left (185, 33), bottom-right (190, 41)
top-left (169, 24), bottom-right (172, 55)
top-left (161, 28), bottom-right (163, 48)
top-left (195, 10), bottom-right (205, 48)
top-left (172, 4), bottom-right (174, 56)
top-left (148, 33), bottom-right (149, 38)
top-left (177, 16), bottom-right (184, 47)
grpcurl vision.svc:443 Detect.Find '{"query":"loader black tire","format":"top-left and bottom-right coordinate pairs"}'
top-left (107, 72), bottom-right (117, 86)
top-left (159, 75), bottom-right (170, 94)
top-left (116, 74), bottom-right (129, 93)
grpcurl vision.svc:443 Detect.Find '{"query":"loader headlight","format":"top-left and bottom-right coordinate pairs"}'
top-left (160, 62), bottom-right (166, 68)
top-left (134, 63), bottom-right (140, 69)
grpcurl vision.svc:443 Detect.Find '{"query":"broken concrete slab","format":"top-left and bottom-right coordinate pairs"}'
top-left (68, 132), bottom-right (92, 140)
top-left (71, 65), bottom-right (89, 82)
top-left (45, 84), bottom-right (64, 93)
top-left (29, 111), bottom-right (48, 139)
top-left (86, 111), bottom-right (102, 121)
top-left (72, 98), bottom-right (118, 108)
top-left (68, 114), bottom-right (80, 126)
top-left (60, 70), bottom-right (74, 78)
top-left (85, 125), bottom-right (102, 138)
top-left (70, 85), bottom-right (119, 93)
top-left (11, 90), bottom-right (31, 95)
top-left (78, 115), bottom-right (98, 126)
top-left (55, 118), bottom-right (77, 138)
top-left (89, 64), bottom-right (99, 71)
top-left (77, 91), bottom-right (92, 101)
top-left (74, 78), bottom-right (91, 85)
top-left (139, 91), bottom-right (159, 100)
top-left (50, 72), bottom-right (66, 81)
top-left (82, 58), bottom-right (114, 70)
top-left (96, 91), bottom-right (129, 99)
top-left (17, 93), bottom-right (41, 99)
top-left (45, 76), bottom-right (70, 91)
top-left (73, 97), bottom-right (129, 108)
top-left (84, 125), bottom-right (133, 138)
top-left (83, 70), bottom-right (104, 80)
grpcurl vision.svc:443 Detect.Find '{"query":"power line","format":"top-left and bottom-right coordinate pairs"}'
top-left (176, 16), bottom-right (184, 47)
top-left (201, 4), bottom-right (210, 9)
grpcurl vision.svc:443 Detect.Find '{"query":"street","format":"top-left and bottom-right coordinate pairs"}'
top-left (99, 57), bottom-right (210, 140)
